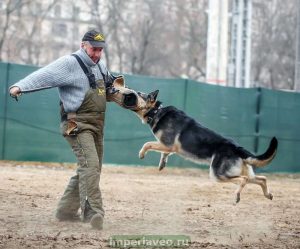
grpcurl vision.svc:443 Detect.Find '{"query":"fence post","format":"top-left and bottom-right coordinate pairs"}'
top-left (254, 87), bottom-right (262, 153)
top-left (1, 63), bottom-right (10, 160)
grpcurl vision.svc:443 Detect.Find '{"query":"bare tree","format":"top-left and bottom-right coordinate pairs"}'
top-left (106, 0), bottom-right (126, 72)
top-left (16, 1), bottom-right (59, 65)
top-left (120, 0), bottom-right (167, 75)
top-left (252, 0), bottom-right (297, 89)
top-left (0, 0), bottom-right (31, 61)
top-left (105, 0), bottom-right (208, 79)
top-left (169, 0), bottom-right (207, 80)
top-left (0, 0), bottom-right (296, 90)
top-left (0, 0), bottom-right (208, 80)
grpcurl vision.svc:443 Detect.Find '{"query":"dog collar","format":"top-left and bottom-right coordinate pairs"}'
top-left (144, 102), bottom-right (163, 126)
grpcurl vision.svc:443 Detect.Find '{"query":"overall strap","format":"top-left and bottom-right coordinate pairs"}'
top-left (72, 53), bottom-right (116, 89)
top-left (72, 54), bottom-right (89, 74)
top-left (71, 54), bottom-right (96, 89)
top-left (97, 64), bottom-right (117, 88)
top-left (97, 63), bottom-right (106, 83)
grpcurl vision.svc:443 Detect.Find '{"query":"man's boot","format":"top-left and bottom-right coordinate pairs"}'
top-left (55, 211), bottom-right (81, 221)
top-left (83, 201), bottom-right (103, 230)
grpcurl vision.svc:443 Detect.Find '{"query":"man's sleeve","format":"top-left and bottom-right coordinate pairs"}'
top-left (10, 56), bottom-right (74, 93)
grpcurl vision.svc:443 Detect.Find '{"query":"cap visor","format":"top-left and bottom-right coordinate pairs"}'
top-left (89, 41), bottom-right (106, 48)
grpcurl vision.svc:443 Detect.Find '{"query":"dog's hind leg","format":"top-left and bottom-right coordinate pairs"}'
top-left (248, 175), bottom-right (273, 200)
top-left (159, 153), bottom-right (170, 171)
top-left (229, 176), bottom-right (249, 203)
top-left (210, 155), bottom-right (248, 203)
top-left (139, 141), bottom-right (172, 159)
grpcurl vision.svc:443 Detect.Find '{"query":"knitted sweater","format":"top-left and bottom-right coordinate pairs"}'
top-left (10, 48), bottom-right (111, 112)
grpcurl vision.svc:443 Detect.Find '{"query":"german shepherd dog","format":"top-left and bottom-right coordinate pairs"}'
top-left (110, 79), bottom-right (278, 203)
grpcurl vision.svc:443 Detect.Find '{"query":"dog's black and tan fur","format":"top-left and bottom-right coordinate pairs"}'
top-left (111, 80), bottom-right (278, 203)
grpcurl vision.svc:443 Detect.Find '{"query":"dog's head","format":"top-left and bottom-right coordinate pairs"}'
top-left (134, 89), bottom-right (160, 123)
top-left (107, 76), bottom-right (159, 117)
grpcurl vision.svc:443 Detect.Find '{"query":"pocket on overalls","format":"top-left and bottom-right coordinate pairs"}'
top-left (61, 119), bottom-right (81, 136)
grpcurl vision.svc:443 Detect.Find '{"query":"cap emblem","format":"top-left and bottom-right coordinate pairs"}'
top-left (94, 34), bottom-right (105, 41)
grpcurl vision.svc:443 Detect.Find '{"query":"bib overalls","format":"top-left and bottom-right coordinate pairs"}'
top-left (56, 78), bottom-right (106, 226)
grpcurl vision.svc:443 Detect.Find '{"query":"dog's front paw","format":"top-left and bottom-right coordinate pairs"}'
top-left (158, 162), bottom-right (166, 171)
top-left (267, 193), bottom-right (273, 200)
top-left (235, 193), bottom-right (241, 204)
top-left (139, 150), bottom-right (145, 159)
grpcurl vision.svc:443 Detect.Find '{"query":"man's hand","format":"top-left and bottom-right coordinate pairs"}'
top-left (9, 86), bottom-right (21, 101)
top-left (10, 86), bottom-right (21, 96)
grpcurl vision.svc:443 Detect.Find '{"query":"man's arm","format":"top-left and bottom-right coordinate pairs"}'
top-left (9, 55), bottom-right (74, 97)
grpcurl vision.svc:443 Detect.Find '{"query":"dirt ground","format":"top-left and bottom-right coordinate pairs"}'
top-left (0, 161), bottom-right (299, 249)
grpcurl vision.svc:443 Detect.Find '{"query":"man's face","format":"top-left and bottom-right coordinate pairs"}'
top-left (81, 42), bottom-right (103, 63)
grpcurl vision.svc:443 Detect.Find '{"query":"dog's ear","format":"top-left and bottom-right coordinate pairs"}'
top-left (147, 90), bottom-right (159, 102)
top-left (113, 75), bottom-right (125, 87)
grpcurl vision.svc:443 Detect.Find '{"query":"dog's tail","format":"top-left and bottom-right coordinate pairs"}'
top-left (239, 137), bottom-right (278, 167)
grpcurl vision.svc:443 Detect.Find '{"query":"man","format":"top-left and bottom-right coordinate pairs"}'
top-left (9, 30), bottom-right (116, 230)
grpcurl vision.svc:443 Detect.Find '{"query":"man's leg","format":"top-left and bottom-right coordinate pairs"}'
top-left (90, 131), bottom-right (105, 229)
top-left (56, 174), bottom-right (80, 220)
top-left (71, 131), bottom-right (104, 229)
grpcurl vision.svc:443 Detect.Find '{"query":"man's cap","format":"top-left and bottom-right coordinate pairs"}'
top-left (82, 30), bottom-right (106, 48)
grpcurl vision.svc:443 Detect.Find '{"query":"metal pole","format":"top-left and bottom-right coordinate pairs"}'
top-left (294, 0), bottom-right (300, 91)
top-left (254, 87), bottom-right (261, 154)
top-left (206, 0), bottom-right (228, 85)
top-left (228, 0), bottom-right (252, 88)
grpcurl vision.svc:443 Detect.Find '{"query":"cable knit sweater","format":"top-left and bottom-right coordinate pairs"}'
top-left (10, 48), bottom-right (111, 112)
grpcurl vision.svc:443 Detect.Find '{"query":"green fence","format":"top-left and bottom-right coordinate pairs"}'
top-left (1, 62), bottom-right (299, 172)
